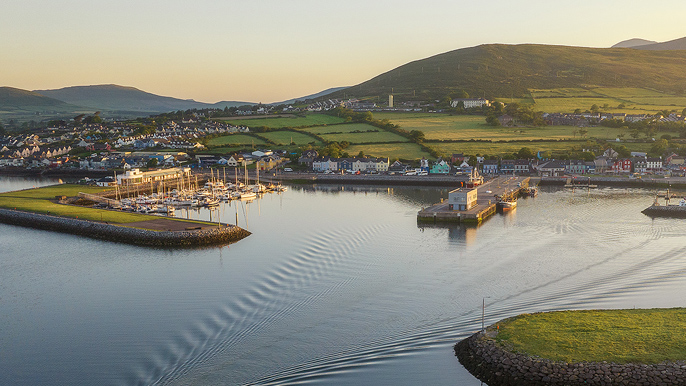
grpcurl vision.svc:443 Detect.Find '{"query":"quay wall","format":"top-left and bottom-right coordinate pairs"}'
top-left (455, 329), bottom-right (686, 386)
top-left (0, 208), bottom-right (250, 247)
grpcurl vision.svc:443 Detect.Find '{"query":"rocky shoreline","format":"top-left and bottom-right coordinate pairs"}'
top-left (455, 328), bottom-right (686, 386)
top-left (0, 208), bottom-right (250, 247)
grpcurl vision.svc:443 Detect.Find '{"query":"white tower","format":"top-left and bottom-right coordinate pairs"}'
top-left (388, 94), bottom-right (394, 108)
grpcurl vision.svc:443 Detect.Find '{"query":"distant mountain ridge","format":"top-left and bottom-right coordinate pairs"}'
top-left (324, 43), bottom-right (686, 101)
top-left (632, 36), bottom-right (686, 51)
top-left (611, 38), bottom-right (657, 48)
top-left (273, 87), bottom-right (348, 105)
top-left (34, 84), bottom-right (253, 113)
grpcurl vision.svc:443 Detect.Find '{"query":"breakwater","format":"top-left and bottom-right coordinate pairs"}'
top-left (0, 208), bottom-right (250, 247)
top-left (642, 204), bottom-right (686, 218)
top-left (455, 329), bottom-right (686, 386)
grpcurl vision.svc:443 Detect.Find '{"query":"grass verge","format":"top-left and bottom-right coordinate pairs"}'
top-left (495, 308), bottom-right (686, 364)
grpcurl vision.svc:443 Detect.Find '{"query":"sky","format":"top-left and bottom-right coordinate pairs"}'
top-left (2, 0), bottom-right (686, 104)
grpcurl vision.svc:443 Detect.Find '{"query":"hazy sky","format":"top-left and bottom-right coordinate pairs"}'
top-left (2, 0), bottom-right (685, 103)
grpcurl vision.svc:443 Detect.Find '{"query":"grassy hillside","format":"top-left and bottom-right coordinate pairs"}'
top-left (0, 87), bottom-right (70, 108)
top-left (327, 44), bottom-right (686, 101)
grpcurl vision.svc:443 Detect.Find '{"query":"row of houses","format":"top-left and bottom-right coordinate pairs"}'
top-left (479, 155), bottom-right (680, 176)
top-left (195, 150), bottom-right (287, 171)
top-left (310, 157), bottom-right (390, 173)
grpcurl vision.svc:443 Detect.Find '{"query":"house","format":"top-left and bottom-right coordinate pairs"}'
top-left (419, 157), bottom-right (429, 172)
top-left (450, 153), bottom-right (466, 165)
top-left (537, 160), bottom-right (567, 176)
top-left (312, 157), bottom-right (337, 172)
top-left (299, 150), bottom-right (318, 165)
top-left (514, 159), bottom-right (531, 174)
top-left (566, 160), bottom-right (587, 175)
top-left (500, 160), bottom-right (515, 174)
top-left (450, 98), bottom-right (491, 109)
top-left (482, 160), bottom-right (499, 174)
top-left (95, 176), bottom-right (117, 187)
top-left (498, 114), bottom-right (514, 126)
top-left (430, 159), bottom-right (451, 174)
top-left (389, 160), bottom-right (408, 173)
top-left (611, 159), bottom-right (632, 174)
top-left (646, 157), bottom-right (663, 173)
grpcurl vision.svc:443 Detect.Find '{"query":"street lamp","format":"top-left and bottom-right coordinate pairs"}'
top-left (482, 297), bottom-right (491, 332)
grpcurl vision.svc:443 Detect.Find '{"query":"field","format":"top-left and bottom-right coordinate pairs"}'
top-left (496, 309), bottom-right (686, 364)
top-left (526, 87), bottom-right (686, 114)
top-left (432, 141), bottom-right (581, 157)
top-left (304, 123), bottom-right (380, 135)
top-left (259, 131), bottom-right (321, 145)
top-left (215, 114), bottom-right (344, 128)
top-left (320, 131), bottom-right (408, 144)
top-left (346, 143), bottom-right (430, 160)
top-left (207, 134), bottom-right (266, 146)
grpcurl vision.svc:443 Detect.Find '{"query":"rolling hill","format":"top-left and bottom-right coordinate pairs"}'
top-left (325, 43), bottom-right (686, 101)
top-left (611, 38), bottom-right (657, 48)
top-left (631, 36), bottom-right (686, 51)
top-left (0, 87), bottom-right (72, 109)
top-left (34, 84), bottom-right (253, 113)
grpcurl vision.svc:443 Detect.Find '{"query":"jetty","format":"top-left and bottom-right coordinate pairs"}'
top-left (417, 176), bottom-right (531, 224)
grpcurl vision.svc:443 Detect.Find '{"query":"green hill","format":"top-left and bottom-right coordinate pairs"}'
top-left (0, 87), bottom-right (70, 108)
top-left (328, 44), bottom-right (686, 101)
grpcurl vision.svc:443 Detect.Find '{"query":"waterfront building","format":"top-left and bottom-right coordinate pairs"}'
top-left (116, 167), bottom-right (192, 185)
top-left (448, 188), bottom-right (478, 211)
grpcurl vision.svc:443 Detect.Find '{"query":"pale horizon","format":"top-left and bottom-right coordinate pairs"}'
top-left (2, 0), bottom-right (685, 104)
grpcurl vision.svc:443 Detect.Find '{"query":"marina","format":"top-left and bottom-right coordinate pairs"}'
top-left (417, 176), bottom-right (532, 224)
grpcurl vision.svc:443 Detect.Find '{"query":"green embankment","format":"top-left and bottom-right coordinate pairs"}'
top-left (496, 309), bottom-right (686, 364)
top-left (0, 184), bottom-right (208, 226)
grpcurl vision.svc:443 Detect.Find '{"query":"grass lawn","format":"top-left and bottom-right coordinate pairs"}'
top-left (215, 114), bottom-right (344, 128)
top-left (320, 131), bottom-right (409, 144)
top-left (259, 131), bottom-right (321, 145)
top-left (495, 309), bottom-right (686, 364)
top-left (346, 143), bottom-right (430, 160)
top-left (207, 134), bottom-right (266, 146)
top-left (0, 184), bottom-right (210, 226)
top-left (303, 123), bottom-right (380, 135)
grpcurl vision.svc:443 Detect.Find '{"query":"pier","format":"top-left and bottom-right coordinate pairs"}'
top-left (417, 176), bottom-right (531, 224)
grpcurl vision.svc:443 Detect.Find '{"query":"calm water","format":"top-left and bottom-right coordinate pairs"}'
top-left (2, 176), bottom-right (686, 385)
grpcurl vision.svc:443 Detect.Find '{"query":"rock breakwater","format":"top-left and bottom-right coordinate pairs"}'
top-left (455, 329), bottom-right (686, 386)
top-left (0, 208), bottom-right (250, 247)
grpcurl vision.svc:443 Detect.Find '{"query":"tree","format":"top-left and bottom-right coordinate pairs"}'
top-left (590, 104), bottom-right (599, 113)
top-left (540, 150), bottom-right (552, 159)
top-left (147, 158), bottom-right (159, 168)
top-left (409, 130), bottom-right (425, 143)
top-left (357, 150), bottom-right (365, 158)
top-left (650, 139), bottom-right (668, 155)
top-left (485, 114), bottom-right (500, 126)
top-left (517, 147), bottom-right (534, 159)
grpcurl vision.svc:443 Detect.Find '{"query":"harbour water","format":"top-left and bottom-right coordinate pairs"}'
top-left (2, 176), bottom-right (686, 385)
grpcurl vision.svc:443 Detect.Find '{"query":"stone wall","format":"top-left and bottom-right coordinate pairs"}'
top-left (455, 329), bottom-right (686, 386)
top-left (0, 208), bottom-right (250, 247)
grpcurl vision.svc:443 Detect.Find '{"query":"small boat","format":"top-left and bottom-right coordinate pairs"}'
top-left (497, 199), bottom-right (517, 211)
top-left (240, 191), bottom-right (257, 200)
